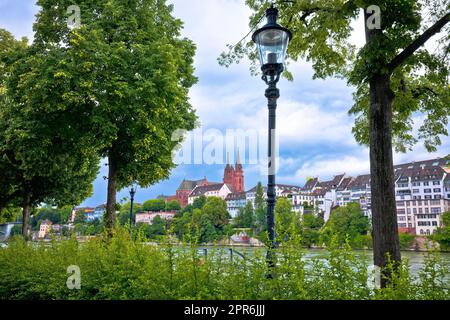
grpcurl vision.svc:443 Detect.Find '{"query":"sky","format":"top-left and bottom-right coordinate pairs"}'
top-left (0, 0), bottom-right (449, 207)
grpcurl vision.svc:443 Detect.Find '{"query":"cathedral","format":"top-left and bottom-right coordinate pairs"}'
top-left (223, 150), bottom-right (245, 193)
top-left (168, 151), bottom-right (245, 207)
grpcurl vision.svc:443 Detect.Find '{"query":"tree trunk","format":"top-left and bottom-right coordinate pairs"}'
top-left (22, 193), bottom-right (32, 241)
top-left (105, 151), bottom-right (117, 236)
top-left (369, 73), bottom-right (401, 288)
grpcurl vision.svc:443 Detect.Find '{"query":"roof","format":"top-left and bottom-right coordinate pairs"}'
top-left (225, 192), bottom-right (247, 201)
top-left (189, 183), bottom-right (228, 197)
top-left (337, 177), bottom-right (353, 191)
top-left (246, 185), bottom-right (268, 193)
top-left (347, 174), bottom-right (371, 190)
top-left (177, 178), bottom-right (208, 191)
top-left (303, 178), bottom-right (319, 191)
top-left (75, 207), bottom-right (95, 212)
top-left (246, 184), bottom-right (300, 193)
top-left (396, 165), bottom-right (446, 182)
top-left (394, 157), bottom-right (449, 171)
top-left (312, 189), bottom-right (326, 196)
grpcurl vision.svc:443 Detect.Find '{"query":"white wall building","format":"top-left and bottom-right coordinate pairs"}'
top-left (225, 192), bottom-right (247, 218)
top-left (188, 183), bottom-right (232, 205)
top-left (135, 212), bottom-right (176, 225)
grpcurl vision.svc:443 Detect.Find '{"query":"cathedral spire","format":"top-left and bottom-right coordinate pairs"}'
top-left (236, 149), bottom-right (241, 165)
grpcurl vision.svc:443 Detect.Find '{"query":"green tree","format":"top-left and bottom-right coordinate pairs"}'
top-left (221, 0), bottom-right (450, 286)
top-left (0, 27), bottom-right (100, 240)
top-left (0, 206), bottom-right (21, 224)
top-left (19, 0), bottom-right (198, 236)
top-left (173, 210), bottom-right (193, 240)
top-left (202, 197), bottom-right (229, 230)
top-left (73, 210), bottom-right (86, 225)
top-left (31, 207), bottom-right (62, 230)
top-left (275, 197), bottom-right (300, 239)
top-left (234, 201), bottom-right (255, 228)
top-left (321, 203), bottom-right (370, 246)
top-left (165, 200), bottom-right (181, 211)
top-left (143, 199), bottom-right (166, 212)
top-left (399, 233), bottom-right (416, 250)
top-left (432, 211), bottom-right (450, 251)
top-left (254, 182), bottom-right (266, 234)
top-left (192, 195), bottom-right (207, 210)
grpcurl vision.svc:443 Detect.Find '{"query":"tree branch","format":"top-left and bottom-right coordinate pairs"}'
top-left (388, 13), bottom-right (450, 73)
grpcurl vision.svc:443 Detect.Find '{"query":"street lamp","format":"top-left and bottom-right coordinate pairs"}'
top-left (129, 181), bottom-right (138, 236)
top-left (252, 4), bottom-right (292, 272)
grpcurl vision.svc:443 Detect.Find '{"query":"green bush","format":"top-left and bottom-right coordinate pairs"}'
top-left (0, 230), bottom-right (448, 300)
top-left (399, 233), bottom-right (416, 250)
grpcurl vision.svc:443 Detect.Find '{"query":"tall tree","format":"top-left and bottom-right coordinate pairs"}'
top-left (234, 201), bottom-right (255, 228)
top-left (254, 182), bottom-right (266, 234)
top-left (0, 28), bottom-right (99, 240)
top-left (28, 0), bottom-right (198, 234)
top-left (202, 197), bottom-right (230, 229)
top-left (220, 0), bottom-right (449, 286)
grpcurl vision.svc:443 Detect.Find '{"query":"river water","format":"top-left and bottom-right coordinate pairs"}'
top-left (202, 247), bottom-right (450, 282)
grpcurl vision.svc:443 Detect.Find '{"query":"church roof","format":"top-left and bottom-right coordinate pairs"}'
top-left (225, 192), bottom-right (247, 201)
top-left (189, 183), bottom-right (227, 197)
top-left (177, 178), bottom-right (208, 191)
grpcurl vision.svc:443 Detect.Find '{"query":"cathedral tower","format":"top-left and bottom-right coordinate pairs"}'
top-left (233, 149), bottom-right (245, 192)
top-left (223, 152), bottom-right (235, 186)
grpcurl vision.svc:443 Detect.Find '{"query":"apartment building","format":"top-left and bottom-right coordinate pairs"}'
top-left (225, 192), bottom-right (247, 218)
top-left (188, 183), bottom-right (232, 205)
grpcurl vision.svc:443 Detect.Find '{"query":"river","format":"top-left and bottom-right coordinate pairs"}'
top-left (199, 246), bottom-right (450, 282)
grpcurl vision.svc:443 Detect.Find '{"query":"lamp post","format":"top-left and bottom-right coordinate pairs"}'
top-left (129, 182), bottom-right (137, 236)
top-left (252, 4), bottom-right (292, 272)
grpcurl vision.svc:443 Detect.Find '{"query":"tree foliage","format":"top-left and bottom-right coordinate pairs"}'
top-left (165, 200), bottom-right (181, 211)
top-left (220, 0), bottom-right (450, 152)
top-left (321, 202), bottom-right (370, 246)
top-left (234, 201), bottom-right (255, 228)
top-left (432, 211), bottom-right (450, 251)
top-left (6, 0), bottom-right (199, 233)
top-left (0, 27), bottom-right (100, 239)
top-left (143, 199), bottom-right (166, 212)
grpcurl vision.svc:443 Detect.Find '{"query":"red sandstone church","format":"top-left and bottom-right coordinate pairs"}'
top-left (166, 151), bottom-right (245, 207)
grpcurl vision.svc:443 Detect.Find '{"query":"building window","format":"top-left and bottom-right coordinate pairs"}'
top-left (424, 189), bottom-right (431, 193)
top-left (424, 182), bottom-right (429, 186)
top-left (433, 181), bottom-right (440, 185)
top-left (412, 189), bottom-right (420, 194)
top-left (433, 188), bottom-right (441, 193)
top-left (412, 182), bottom-right (420, 187)
top-left (425, 195), bottom-right (432, 199)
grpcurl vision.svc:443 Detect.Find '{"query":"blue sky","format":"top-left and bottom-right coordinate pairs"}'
top-left (1, 0), bottom-right (449, 207)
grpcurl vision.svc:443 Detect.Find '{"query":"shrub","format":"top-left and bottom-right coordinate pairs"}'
top-left (0, 229), bottom-right (448, 300)
top-left (399, 233), bottom-right (416, 250)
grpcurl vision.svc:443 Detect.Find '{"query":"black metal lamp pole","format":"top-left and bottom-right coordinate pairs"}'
top-left (263, 63), bottom-right (283, 271)
top-left (252, 4), bottom-right (292, 274)
top-left (129, 185), bottom-right (136, 236)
